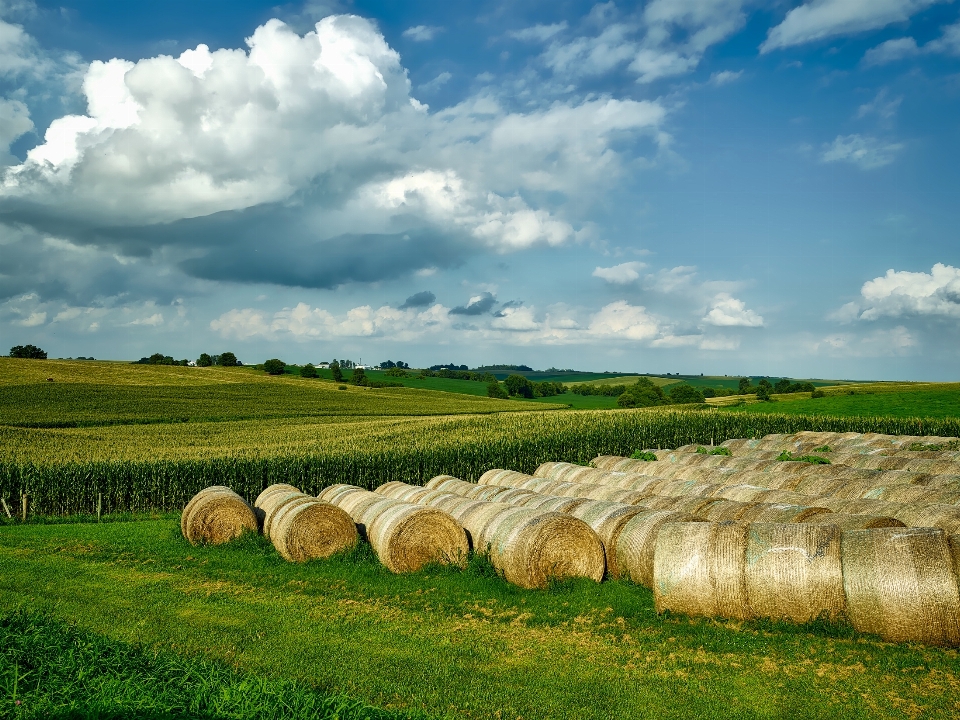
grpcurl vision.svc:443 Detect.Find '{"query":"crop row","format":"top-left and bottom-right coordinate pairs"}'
top-left (3, 409), bottom-right (960, 516)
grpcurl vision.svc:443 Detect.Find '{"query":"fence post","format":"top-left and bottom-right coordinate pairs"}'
top-left (97, 493), bottom-right (102, 522)
top-left (21, 493), bottom-right (27, 523)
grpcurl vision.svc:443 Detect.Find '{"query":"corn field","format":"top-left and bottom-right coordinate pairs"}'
top-left (3, 409), bottom-right (960, 516)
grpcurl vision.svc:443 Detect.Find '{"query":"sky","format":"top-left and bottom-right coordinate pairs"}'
top-left (1, 0), bottom-right (958, 379)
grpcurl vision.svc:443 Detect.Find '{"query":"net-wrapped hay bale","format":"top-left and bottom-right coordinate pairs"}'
top-left (698, 499), bottom-right (756, 522)
top-left (892, 504), bottom-right (960, 535)
top-left (615, 510), bottom-right (695, 587)
top-left (569, 502), bottom-right (645, 578)
top-left (737, 503), bottom-right (832, 524)
top-left (270, 499), bottom-right (358, 562)
top-left (478, 508), bottom-right (606, 589)
top-left (263, 492), bottom-right (319, 540)
top-left (181, 485), bottom-right (230, 539)
top-left (254, 483), bottom-right (299, 509)
top-left (366, 502), bottom-right (469, 572)
top-left (654, 521), bottom-right (752, 620)
top-left (803, 513), bottom-right (905, 530)
top-left (744, 522), bottom-right (845, 622)
top-left (182, 487), bottom-right (257, 546)
top-left (951, 535), bottom-right (960, 580)
top-left (841, 527), bottom-right (960, 646)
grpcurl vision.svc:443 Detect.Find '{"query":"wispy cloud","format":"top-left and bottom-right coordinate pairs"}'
top-left (402, 24), bottom-right (442, 42)
top-left (820, 134), bottom-right (903, 169)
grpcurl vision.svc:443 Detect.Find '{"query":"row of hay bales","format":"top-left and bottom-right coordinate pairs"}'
top-left (472, 467), bottom-right (960, 646)
top-left (719, 431), bottom-right (960, 458)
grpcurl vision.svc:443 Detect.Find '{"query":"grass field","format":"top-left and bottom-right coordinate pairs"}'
top-left (0, 359), bottom-right (553, 427)
top-left (721, 383), bottom-right (960, 419)
top-left (2, 520), bottom-right (958, 720)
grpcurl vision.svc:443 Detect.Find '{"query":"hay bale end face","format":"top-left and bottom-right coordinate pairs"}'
top-left (271, 500), bottom-right (358, 562)
top-left (182, 487), bottom-right (257, 546)
top-left (615, 510), bottom-right (695, 588)
top-left (841, 527), bottom-right (960, 647)
top-left (367, 503), bottom-right (469, 572)
top-left (745, 523), bottom-right (845, 623)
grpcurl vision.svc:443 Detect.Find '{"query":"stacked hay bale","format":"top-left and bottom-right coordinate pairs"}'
top-left (318, 484), bottom-right (469, 573)
top-left (181, 486), bottom-right (257, 546)
top-left (254, 484), bottom-right (358, 562)
top-left (376, 479), bottom-right (605, 589)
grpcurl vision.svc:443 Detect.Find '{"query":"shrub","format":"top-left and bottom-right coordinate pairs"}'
top-left (777, 451), bottom-right (830, 465)
top-left (487, 381), bottom-right (509, 399)
top-left (300, 364), bottom-right (318, 379)
top-left (738, 378), bottom-right (754, 395)
top-left (505, 374), bottom-right (534, 399)
top-left (630, 451), bottom-right (658, 461)
top-left (10, 344), bottom-right (47, 359)
top-left (384, 367), bottom-right (408, 378)
top-left (756, 385), bottom-right (771, 402)
top-left (351, 368), bottom-right (367, 386)
top-left (330, 361), bottom-right (343, 383)
top-left (811, 389), bottom-right (825, 399)
top-left (263, 359), bottom-right (285, 375)
top-left (668, 384), bottom-right (705, 404)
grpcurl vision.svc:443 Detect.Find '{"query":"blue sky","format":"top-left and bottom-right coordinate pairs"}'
top-left (1, 0), bottom-right (958, 378)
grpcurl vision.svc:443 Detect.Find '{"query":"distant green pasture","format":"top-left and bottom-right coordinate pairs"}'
top-left (722, 384), bottom-right (960, 419)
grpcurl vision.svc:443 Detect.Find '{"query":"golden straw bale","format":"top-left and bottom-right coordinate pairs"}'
top-left (569, 502), bottom-right (644, 577)
top-left (793, 477), bottom-right (846, 496)
top-left (478, 469), bottom-right (533, 486)
top-left (831, 497), bottom-right (905, 517)
top-left (653, 521), bottom-right (751, 621)
top-left (950, 535), bottom-right (960, 580)
top-left (892, 504), bottom-right (960, 534)
top-left (841, 527), bottom-right (960, 646)
top-left (744, 522), bottom-right (845, 622)
top-left (481, 509), bottom-right (606, 589)
top-left (738, 503), bottom-right (831, 524)
top-left (252, 484), bottom-right (304, 529)
top-left (869, 485), bottom-right (941, 504)
top-left (591, 455), bottom-right (628, 470)
top-left (640, 495), bottom-right (694, 511)
top-left (181, 485), bottom-right (230, 538)
top-left (317, 484), bottom-right (365, 505)
top-left (182, 487), bottom-right (257, 546)
top-left (425, 474), bottom-right (462, 490)
top-left (761, 489), bottom-right (818, 505)
top-left (488, 488), bottom-right (538, 504)
top-left (254, 483), bottom-right (299, 508)
top-left (573, 486), bottom-right (649, 505)
top-left (365, 502), bottom-right (469, 572)
top-left (520, 495), bottom-right (591, 513)
top-left (802, 513), bottom-right (905, 530)
top-left (263, 493), bottom-right (318, 540)
top-left (534, 462), bottom-right (572, 479)
top-left (714, 485), bottom-right (775, 503)
top-left (270, 499), bottom-right (357, 562)
top-left (615, 510), bottom-right (693, 588)
top-left (699, 499), bottom-right (756, 522)
top-left (829, 480), bottom-right (889, 500)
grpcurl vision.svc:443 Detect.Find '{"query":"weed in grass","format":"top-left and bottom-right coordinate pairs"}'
top-left (630, 451), bottom-right (658, 461)
top-left (776, 451), bottom-right (831, 464)
top-left (696, 446), bottom-right (732, 456)
top-left (812, 445), bottom-right (832, 452)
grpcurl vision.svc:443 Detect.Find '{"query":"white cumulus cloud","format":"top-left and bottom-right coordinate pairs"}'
top-left (703, 294), bottom-right (764, 327)
top-left (588, 300), bottom-right (662, 341)
top-left (834, 263), bottom-right (960, 321)
top-left (592, 261), bottom-right (646, 284)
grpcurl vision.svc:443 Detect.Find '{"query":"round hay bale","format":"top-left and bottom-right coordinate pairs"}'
top-left (714, 485), bottom-right (775, 503)
top-left (793, 477), bottom-right (846, 496)
top-left (183, 488), bottom-right (257, 546)
top-left (950, 535), bottom-right (960, 580)
top-left (270, 499), bottom-right (358, 562)
top-left (481, 509), bottom-right (606, 589)
top-left (803, 513), bottom-right (905, 530)
top-left (614, 510), bottom-right (696, 587)
top-left (254, 483), bottom-right (299, 509)
top-left (591, 455), bottom-right (627, 470)
top-left (478, 469), bottom-right (533, 487)
top-left (892, 504), bottom-right (960, 535)
top-left (762, 489), bottom-right (819, 505)
top-left (831, 497), bottom-right (905, 517)
top-left (263, 493), bottom-right (318, 540)
top-left (568, 502), bottom-right (644, 579)
top-left (181, 486), bottom-right (230, 539)
top-left (737, 504), bottom-right (831, 524)
top-left (373, 481), bottom-right (412, 498)
top-left (841, 527), bottom-right (960, 646)
top-left (425, 475), bottom-right (468, 491)
top-left (364, 503), bottom-right (469, 572)
top-left (317, 484), bottom-right (365, 504)
top-left (744, 522), bottom-right (845, 622)
top-left (698, 499), bottom-right (756, 522)
top-left (653, 521), bottom-right (752, 620)
top-left (534, 462), bottom-right (570, 479)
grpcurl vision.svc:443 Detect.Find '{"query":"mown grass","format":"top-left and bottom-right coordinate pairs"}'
top-left (724, 385), bottom-right (960, 419)
top-left (0, 521), bottom-right (957, 720)
top-left (0, 610), bottom-right (420, 720)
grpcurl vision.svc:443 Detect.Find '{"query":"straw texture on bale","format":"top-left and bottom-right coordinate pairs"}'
top-left (841, 527), bottom-right (960, 646)
top-left (477, 508), bottom-right (605, 589)
top-left (802, 513), bottom-right (905, 530)
top-left (263, 492), bottom-right (319, 540)
top-left (653, 521), bottom-right (752, 620)
top-left (181, 485), bottom-right (229, 539)
top-left (270, 498), bottom-right (358, 562)
top-left (736, 503), bottom-right (831, 524)
top-left (614, 511), bottom-right (697, 588)
top-left (744, 523), bottom-right (845, 622)
top-left (569, 502), bottom-right (645, 578)
top-left (698, 499), bottom-right (755, 522)
top-left (892, 504), bottom-right (960, 535)
top-left (182, 486), bottom-right (257, 546)
top-left (321, 485), bottom-right (469, 573)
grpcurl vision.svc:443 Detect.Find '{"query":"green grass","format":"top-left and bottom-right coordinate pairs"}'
top-left (724, 386), bottom-right (960, 419)
top-left (563, 375), bottom-right (679, 388)
top-left (0, 610), bottom-right (419, 720)
top-left (1, 521), bottom-right (958, 720)
top-left (525, 394), bottom-right (620, 409)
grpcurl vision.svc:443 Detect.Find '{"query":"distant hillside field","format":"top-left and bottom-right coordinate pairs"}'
top-left (0, 359), bottom-right (558, 428)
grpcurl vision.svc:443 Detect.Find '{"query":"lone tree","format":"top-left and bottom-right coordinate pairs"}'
top-left (330, 360), bottom-right (343, 382)
top-left (196, 353), bottom-right (213, 367)
top-left (300, 363), bottom-right (318, 379)
top-left (10, 344), bottom-right (47, 359)
top-left (218, 351), bottom-right (239, 367)
top-left (263, 358), bottom-right (285, 375)
top-left (351, 367), bottom-right (367, 385)
top-left (738, 377), bottom-right (754, 395)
